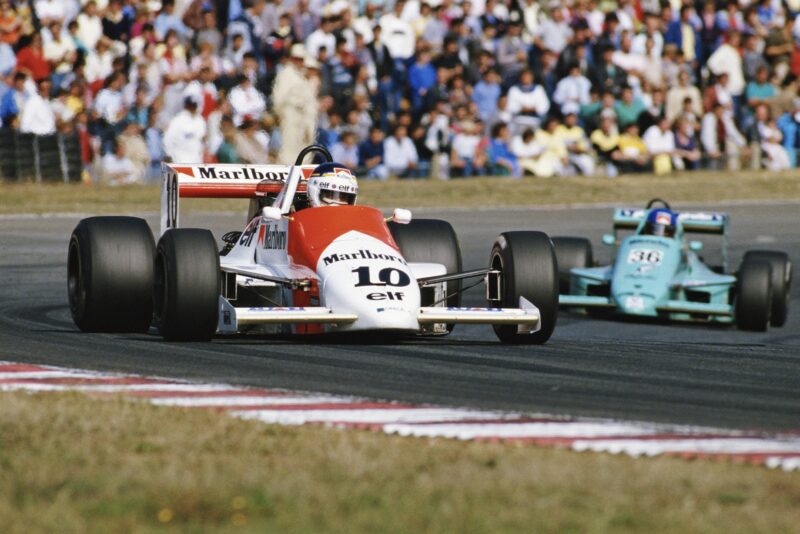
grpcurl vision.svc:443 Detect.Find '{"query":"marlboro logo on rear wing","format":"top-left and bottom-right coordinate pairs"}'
top-left (160, 163), bottom-right (317, 235)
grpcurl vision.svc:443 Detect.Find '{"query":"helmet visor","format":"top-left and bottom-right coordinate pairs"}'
top-left (320, 190), bottom-right (356, 206)
top-left (645, 222), bottom-right (675, 238)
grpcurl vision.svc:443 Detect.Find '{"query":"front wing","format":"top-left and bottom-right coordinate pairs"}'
top-left (559, 295), bottom-right (734, 317)
top-left (218, 297), bottom-right (540, 335)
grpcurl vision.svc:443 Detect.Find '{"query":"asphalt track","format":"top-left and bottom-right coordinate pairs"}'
top-left (1, 202), bottom-right (798, 431)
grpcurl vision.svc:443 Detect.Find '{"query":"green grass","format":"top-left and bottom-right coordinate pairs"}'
top-left (0, 391), bottom-right (798, 533)
top-left (2, 169), bottom-right (799, 214)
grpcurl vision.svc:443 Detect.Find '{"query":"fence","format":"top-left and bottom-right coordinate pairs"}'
top-left (0, 130), bottom-right (83, 183)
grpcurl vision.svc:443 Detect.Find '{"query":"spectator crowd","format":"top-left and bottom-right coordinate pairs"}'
top-left (5, 0), bottom-right (800, 183)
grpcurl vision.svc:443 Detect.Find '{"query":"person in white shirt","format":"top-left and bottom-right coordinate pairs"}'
top-left (228, 74), bottom-right (266, 126)
top-left (94, 72), bottom-right (127, 126)
top-left (383, 124), bottom-right (419, 177)
top-left (701, 102), bottom-right (748, 170)
top-left (20, 78), bottom-right (56, 136)
top-left (77, 1), bottom-right (103, 52)
top-left (450, 121), bottom-right (484, 177)
top-left (84, 37), bottom-right (115, 84)
top-left (552, 64), bottom-right (591, 115)
top-left (379, 0), bottom-right (415, 61)
top-left (103, 140), bottom-right (141, 185)
top-left (305, 16), bottom-right (336, 59)
top-left (163, 97), bottom-right (207, 163)
top-left (34, 0), bottom-right (66, 25)
top-left (506, 69), bottom-right (550, 131)
top-left (43, 21), bottom-right (77, 75)
top-left (643, 117), bottom-right (676, 155)
top-left (706, 31), bottom-right (745, 98)
top-left (643, 116), bottom-right (677, 174)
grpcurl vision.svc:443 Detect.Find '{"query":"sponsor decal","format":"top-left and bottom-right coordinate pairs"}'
top-left (239, 218), bottom-right (260, 246)
top-left (248, 307), bottom-right (309, 311)
top-left (446, 307), bottom-right (503, 312)
top-left (197, 167), bottom-right (291, 182)
top-left (367, 291), bottom-right (405, 301)
top-left (322, 249), bottom-right (408, 266)
top-left (262, 226), bottom-right (287, 250)
top-left (625, 296), bottom-right (646, 310)
top-left (352, 266), bottom-right (411, 287)
top-left (627, 249), bottom-right (663, 265)
top-left (678, 212), bottom-right (724, 222)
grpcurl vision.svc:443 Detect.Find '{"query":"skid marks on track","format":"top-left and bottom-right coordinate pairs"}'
top-left (0, 361), bottom-right (798, 471)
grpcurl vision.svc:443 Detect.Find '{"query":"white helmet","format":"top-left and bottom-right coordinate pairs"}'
top-left (306, 163), bottom-right (358, 207)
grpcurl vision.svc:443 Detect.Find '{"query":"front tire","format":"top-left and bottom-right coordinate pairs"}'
top-left (551, 236), bottom-right (593, 294)
top-left (742, 250), bottom-right (792, 327)
top-left (736, 260), bottom-right (773, 332)
top-left (154, 229), bottom-right (220, 341)
top-left (67, 216), bottom-right (155, 333)
top-left (489, 231), bottom-right (558, 344)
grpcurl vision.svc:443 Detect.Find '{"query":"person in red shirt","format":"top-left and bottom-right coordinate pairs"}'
top-left (16, 33), bottom-right (51, 81)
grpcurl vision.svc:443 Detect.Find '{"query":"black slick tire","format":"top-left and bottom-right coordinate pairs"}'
top-left (67, 216), bottom-right (155, 333)
top-left (551, 236), bottom-right (593, 294)
top-left (736, 260), bottom-right (773, 332)
top-left (154, 229), bottom-right (220, 341)
top-left (489, 231), bottom-right (558, 344)
top-left (742, 250), bottom-right (792, 327)
top-left (388, 219), bottom-right (462, 333)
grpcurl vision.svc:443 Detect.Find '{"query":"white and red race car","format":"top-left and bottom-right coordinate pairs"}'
top-left (68, 146), bottom-right (559, 344)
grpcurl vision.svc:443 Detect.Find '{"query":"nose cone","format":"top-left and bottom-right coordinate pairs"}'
top-left (316, 231), bottom-right (421, 332)
top-left (614, 293), bottom-right (658, 316)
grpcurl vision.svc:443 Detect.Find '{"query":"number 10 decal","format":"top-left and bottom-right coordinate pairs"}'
top-left (352, 266), bottom-right (411, 287)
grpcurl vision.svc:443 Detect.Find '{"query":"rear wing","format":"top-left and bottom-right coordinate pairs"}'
top-left (612, 208), bottom-right (729, 235)
top-left (160, 163), bottom-right (316, 236)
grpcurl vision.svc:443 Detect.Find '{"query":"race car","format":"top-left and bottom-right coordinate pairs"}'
top-left (555, 199), bottom-right (792, 331)
top-left (67, 145), bottom-right (559, 344)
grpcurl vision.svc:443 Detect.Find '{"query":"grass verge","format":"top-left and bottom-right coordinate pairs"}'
top-left (0, 391), bottom-right (798, 533)
top-left (2, 170), bottom-right (800, 214)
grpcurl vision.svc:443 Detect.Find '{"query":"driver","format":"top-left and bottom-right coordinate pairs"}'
top-left (306, 162), bottom-right (359, 207)
top-left (642, 208), bottom-right (677, 238)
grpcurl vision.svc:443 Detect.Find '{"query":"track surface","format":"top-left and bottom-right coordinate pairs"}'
top-left (1, 203), bottom-right (798, 431)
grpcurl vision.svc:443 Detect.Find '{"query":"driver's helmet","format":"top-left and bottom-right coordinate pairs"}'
top-left (306, 162), bottom-right (358, 207)
top-left (642, 208), bottom-right (677, 238)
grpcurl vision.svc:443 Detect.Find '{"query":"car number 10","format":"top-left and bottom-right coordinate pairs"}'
top-left (627, 249), bottom-right (663, 265)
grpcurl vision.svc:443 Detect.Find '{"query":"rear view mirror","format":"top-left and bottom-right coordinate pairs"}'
top-left (602, 234), bottom-right (616, 246)
top-left (689, 240), bottom-right (703, 252)
top-left (391, 208), bottom-right (412, 225)
top-left (261, 206), bottom-right (283, 221)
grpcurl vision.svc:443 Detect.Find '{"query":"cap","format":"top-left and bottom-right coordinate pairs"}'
top-left (289, 43), bottom-right (306, 59)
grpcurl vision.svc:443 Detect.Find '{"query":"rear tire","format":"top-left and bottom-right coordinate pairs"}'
top-left (489, 231), bottom-right (558, 344)
top-left (743, 250), bottom-right (792, 327)
top-left (67, 216), bottom-right (155, 333)
top-left (154, 229), bottom-right (220, 341)
top-left (388, 219), bottom-right (462, 333)
top-left (736, 260), bottom-right (773, 332)
top-left (551, 237), bottom-right (593, 294)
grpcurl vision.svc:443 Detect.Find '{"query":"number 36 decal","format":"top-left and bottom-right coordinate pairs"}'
top-left (627, 249), bottom-right (663, 265)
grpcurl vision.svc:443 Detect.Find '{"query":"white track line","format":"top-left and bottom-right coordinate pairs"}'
top-left (572, 438), bottom-right (800, 456)
top-left (0, 383), bottom-right (236, 392)
top-left (150, 395), bottom-right (355, 407)
top-left (383, 421), bottom-right (664, 440)
top-left (232, 408), bottom-right (509, 425)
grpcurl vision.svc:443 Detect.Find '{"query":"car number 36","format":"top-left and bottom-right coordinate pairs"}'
top-left (627, 249), bottom-right (663, 265)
